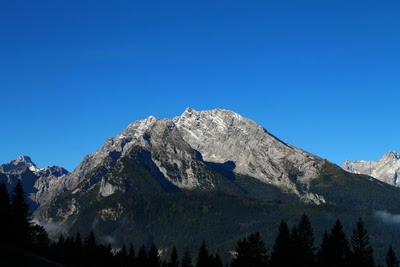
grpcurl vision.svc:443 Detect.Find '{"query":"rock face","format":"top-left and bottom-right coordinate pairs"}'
top-left (0, 156), bottom-right (69, 210)
top-left (38, 107), bottom-right (326, 209)
top-left (173, 108), bottom-right (325, 201)
top-left (32, 107), bottom-right (400, 253)
top-left (343, 151), bottom-right (400, 186)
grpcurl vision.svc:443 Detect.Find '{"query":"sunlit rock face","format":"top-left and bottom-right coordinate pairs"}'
top-left (343, 151), bottom-right (400, 186)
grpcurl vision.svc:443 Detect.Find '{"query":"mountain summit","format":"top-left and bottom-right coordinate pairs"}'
top-left (32, 108), bottom-right (400, 258)
top-left (41, 107), bottom-right (325, 206)
top-left (0, 156), bottom-right (69, 210)
top-left (173, 107), bottom-right (324, 201)
top-left (343, 151), bottom-right (400, 186)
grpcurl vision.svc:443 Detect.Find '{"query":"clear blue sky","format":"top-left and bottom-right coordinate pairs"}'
top-left (1, 1), bottom-right (399, 171)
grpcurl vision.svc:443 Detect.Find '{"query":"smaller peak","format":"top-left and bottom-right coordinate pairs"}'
top-left (183, 107), bottom-right (198, 114)
top-left (16, 155), bottom-right (35, 165)
top-left (143, 115), bottom-right (158, 123)
top-left (185, 107), bottom-right (195, 112)
top-left (146, 115), bottom-right (156, 120)
top-left (385, 151), bottom-right (400, 159)
top-left (179, 107), bottom-right (199, 119)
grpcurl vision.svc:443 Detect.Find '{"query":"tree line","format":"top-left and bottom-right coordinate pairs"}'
top-left (1, 180), bottom-right (399, 266)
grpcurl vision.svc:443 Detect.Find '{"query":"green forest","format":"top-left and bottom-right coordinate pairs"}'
top-left (1, 180), bottom-right (399, 267)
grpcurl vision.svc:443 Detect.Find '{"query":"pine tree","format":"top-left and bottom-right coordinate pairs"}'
top-left (148, 243), bottom-right (161, 267)
top-left (317, 231), bottom-right (331, 266)
top-left (231, 232), bottom-right (268, 267)
top-left (129, 242), bottom-right (136, 265)
top-left (317, 219), bottom-right (350, 267)
top-left (116, 243), bottom-right (129, 266)
top-left (10, 180), bottom-right (31, 246)
top-left (213, 253), bottom-right (223, 267)
top-left (84, 230), bottom-right (98, 263)
top-left (386, 245), bottom-right (398, 267)
top-left (168, 245), bottom-right (180, 267)
top-left (84, 231), bottom-right (97, 250)
top-left (297, 213), bottom-right (315, 266)
top-left (247, 232), bottom-right (268, 266)
top-left (75, 232), bottom-right (83, 251)
top-left (231, 237), bottom-right (251, 267)
top-left (196, 240), bottom-right (212, 267)
top-left (30, 224), bottom-right (50, 254)
top-left (137, 245), bottom-right (148, 267)
top-left (289, 225), bottom-right (302, 266)
top-left (330, 219), bottom-right (350, 265)
top-left (270, 220), bottom-right (291, 267)
top-left (181, 248), bottom-right (193, 267)
top-left (0, 181), bottom-right (10, 242)
top-left (350, 218), bottom-right (374, 267)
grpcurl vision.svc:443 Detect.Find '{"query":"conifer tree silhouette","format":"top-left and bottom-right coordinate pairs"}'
top-left (10, 180), bottom-right (31, 246)
top-left (270, 220), bottom-right (291, 267)
top-left (148, 243), bottom-right (161, 267)
top-left (350, 218), bottom-right (374, 267)
top-left (386, 245), bottom-right (398, 267)
top-left (196, 240), bottom-right (212, 267)
top-left (317, 219), bottom-right (350, 267)
top-left (0, 181), bottom-right (10, 242)
top-left (181, 248), bottom-right (193, 267)
top-left (168, 245), bottom-right (180, 267)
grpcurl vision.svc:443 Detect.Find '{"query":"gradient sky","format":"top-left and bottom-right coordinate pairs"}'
top-left (1, 1), bottom-right (399, 171)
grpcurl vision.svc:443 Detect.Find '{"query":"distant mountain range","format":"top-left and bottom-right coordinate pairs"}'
top-left (2, 108), bottom-right (400, 262)
top-left (343, 151), bottom-right (400, 186)
top-left (0, 155), bottom-right (69, 210)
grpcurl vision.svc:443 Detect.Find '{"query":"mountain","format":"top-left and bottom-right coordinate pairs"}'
top-left (343, 151), bottom-right (400, 186)
top-left (0, 156), bottom-right (69, 210)
top-left (30, 108), bottom-right (400, 262)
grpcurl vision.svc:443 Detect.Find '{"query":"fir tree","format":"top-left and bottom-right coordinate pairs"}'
top-left (84, 230), bottom-right (98, 263)
top-left (231, 237), bottom-right (251, 267)
top-left (247, 232), bottom-right (268, 266)
top-left (270, 220), bottom-right (291, 267)
top-left (213, 253), bottom-right (223, 267)
top-left (129, 241), bottom-right (136, 265)
top-left (181, 248), bottom-right (193, 267)
top-left (137, 245), bottom-right (148, 267)
top-left (10, 180), bottom-right (31, 246)
top-left (116, 243), bottom-right (129, 266)
top-left (148, 243), bottom-right (161, 267)
top-left (317, 231), bottom-right (331, 266)
top-left (350, 218), bottom-right (374, 267)
top-left (75, 232), bottom-right (83, 251)
top-left (231, 232), bottom-right (268, 267)
top-left (30, 224), bottom-right (50, 254)
top-left (168, 245), bottom-right (180, 267)
top-left (317, 219), bottom-right (350, 267)
top-left (196, 240), bottom-right (212, 267)
top-left (297, 213), bottom-right (315, 266)
top-left (0, 181), bottom-right (10, 241)
top-left (289, 225), bottom-right (302, 266)
top-left (386, 245), bottom-right (398, 267)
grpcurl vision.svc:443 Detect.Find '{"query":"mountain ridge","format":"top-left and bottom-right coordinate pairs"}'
top-left (0, 156), bottom-right (69, 210)
top-left (343, 151), bottom-right (400, 186)
top-left (4, 108), bottom-right (400, 263)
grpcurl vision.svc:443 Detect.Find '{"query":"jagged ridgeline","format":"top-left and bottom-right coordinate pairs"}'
top-left (3, 108), bottom-right (400, 262)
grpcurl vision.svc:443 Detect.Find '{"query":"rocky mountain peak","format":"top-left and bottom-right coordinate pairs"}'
top-left (384, 151), bottom-right (400, 160)
top-left (343, 151), bottom-right (400, 187)
top-left (1, 155), bottom-right (37, 172)
top-left (174, 108), bottom-right (324, 203)
top-left (16, 155), bottom-right (35, 165)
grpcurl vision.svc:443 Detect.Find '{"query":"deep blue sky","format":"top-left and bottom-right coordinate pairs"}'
top-left (1, 1), bottom-right (399, 171)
